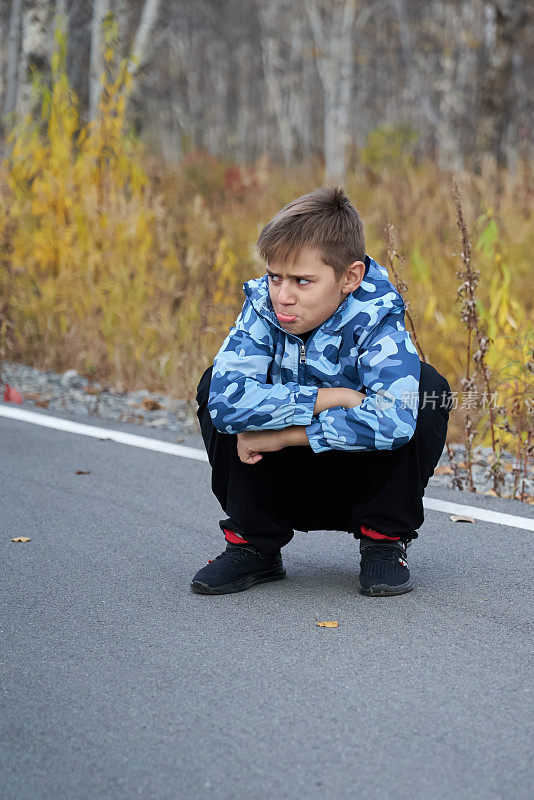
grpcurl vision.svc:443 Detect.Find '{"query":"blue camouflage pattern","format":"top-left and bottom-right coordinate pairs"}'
top-left (207, 255), bottom-right (421, 453)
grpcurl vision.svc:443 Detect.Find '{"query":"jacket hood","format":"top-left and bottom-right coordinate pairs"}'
top-left (242, 255), bottom-right (405, 338)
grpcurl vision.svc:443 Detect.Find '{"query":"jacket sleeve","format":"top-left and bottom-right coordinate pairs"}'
top-left (207, 298), bottom-right (318, 434)
top-left (305, 313), bottom-right (420, 453)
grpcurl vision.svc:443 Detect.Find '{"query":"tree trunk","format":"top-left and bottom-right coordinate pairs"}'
top-left (476, 0), bottom-right (532, 169)
top-left (89, 0), bottom-right (109, 120)
top-left (17, 0), bottom-right (52, 120)
top-left (54, 0), bottom-right (68, 28)
top-left (258, 1), bottom-right (294, 166)
top-left (306, 0), bottom-right (357, 183)
top-left (4, 0), bottom-right (23, 119)
top-left (129, 0), bottom-right (162, 81)
top-left (114, 0), bottom-right (129, 59)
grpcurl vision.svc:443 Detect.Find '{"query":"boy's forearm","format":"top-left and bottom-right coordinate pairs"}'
top-left (209, 372), bottom-right (319, 433)
top-left (237, 385), bottom-right (368, 453)
top-left (282, 426), bottom-right (312, 447)
top-left (228, 387), bottom-right (367, 449)
top-left (314, 386), bottom-right (366, 414)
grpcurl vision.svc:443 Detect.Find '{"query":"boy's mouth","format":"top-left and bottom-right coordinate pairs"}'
top-left (276, 313), bottom-right (298, 323)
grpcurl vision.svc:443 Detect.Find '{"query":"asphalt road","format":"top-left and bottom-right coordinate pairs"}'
top-left (1, 409), bottom-right (533, 800)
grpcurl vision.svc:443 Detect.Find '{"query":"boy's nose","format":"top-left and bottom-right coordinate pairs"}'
top-left (278, 281), bottom-right (296, 305)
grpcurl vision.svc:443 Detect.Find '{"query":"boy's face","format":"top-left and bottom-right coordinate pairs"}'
top-left (267, 246), bottom-right (366, 336)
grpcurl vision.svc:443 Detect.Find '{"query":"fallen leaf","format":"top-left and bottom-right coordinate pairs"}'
top-left (142, 398), bottom-right (162, 411)
top-left (75, 470), bottom-right (91, 475)
top-left (434, 465), bottom-right (452, 475)
top-left (484, 489), bottom-right (498, 497)
top-left (316, 620), bottom-right (338, 628)
top-left (3, 383), bottom-right (23, 403)
top-left (449, 514), bottom-right (475, 523)
top-left (12, 537), bottom-right (30, 542)
top-left (120, 413), bottom-right (144, 424)
top-left (22, 392), bottom-right (51, 408)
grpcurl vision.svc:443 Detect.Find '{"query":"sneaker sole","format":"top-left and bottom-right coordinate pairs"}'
top-left (358, 579), bottom-right (414, 597)
top-left (190, 567), bottom-right (286, 595)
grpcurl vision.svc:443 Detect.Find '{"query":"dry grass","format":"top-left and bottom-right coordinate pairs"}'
top-left (0, 28), bottom-right (532, 502)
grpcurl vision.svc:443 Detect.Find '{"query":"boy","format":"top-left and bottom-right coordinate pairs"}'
top-left (192, 186), bottom-right (451, 597)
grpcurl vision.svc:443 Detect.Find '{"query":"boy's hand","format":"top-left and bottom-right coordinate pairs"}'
top-left (238, 428), bottom-right (312, 463)
top-left (237, 430), bottom-right (288, 464)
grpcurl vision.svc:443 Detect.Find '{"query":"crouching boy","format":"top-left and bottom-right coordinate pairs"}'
top-left (192, 186), bottom-right (451, 597)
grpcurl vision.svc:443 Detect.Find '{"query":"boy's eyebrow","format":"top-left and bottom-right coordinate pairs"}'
top-left (266, 268), bottom-right (316, 279)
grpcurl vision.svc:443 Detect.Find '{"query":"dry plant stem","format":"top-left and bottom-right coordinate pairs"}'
top-left (462, 326), bottom-right (475, 493)
top-left (386, 222), bottom-right (466, 488)
top-left (453, 180), bottom-right (505, 495)
top-left (0, 213), bottom-right (16, 385)
top-left (521, 430), bottom-right (532, 502)
top-left (385, 223), bottom-right (428, 363)
top-left (516, 339), bottom-right (534, 500)
top-left (446, 440), bottom-right (464, 490)
top-left (489, 331), bottom-right (533, 502)
top-left (453, 186), bottom-right (475, 492)
top-left (514, 436), bottom-right (522, 497)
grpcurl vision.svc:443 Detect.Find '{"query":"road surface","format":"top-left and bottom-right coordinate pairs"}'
top-left (1, 408), bottom-right (533, 800)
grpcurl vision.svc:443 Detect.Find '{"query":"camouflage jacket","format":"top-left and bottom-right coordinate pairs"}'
top-left (207, 255), bottom-right (421, 453)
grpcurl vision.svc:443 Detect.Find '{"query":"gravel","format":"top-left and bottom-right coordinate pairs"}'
top-left (1, 361), bottom-right (200, 441)
top-left (2, 360), bottom-right (532, 504)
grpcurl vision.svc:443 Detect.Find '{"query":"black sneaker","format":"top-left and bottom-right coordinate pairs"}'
top-left (190, 543), bottom-right (286, 595)
top-left (358, 539), bottom-right (413, 596)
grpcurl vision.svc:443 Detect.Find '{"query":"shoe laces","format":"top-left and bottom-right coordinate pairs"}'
top-left (361, 544), bottom-right (407, 561)
top-left (207, 544), bottom-right (259, 565)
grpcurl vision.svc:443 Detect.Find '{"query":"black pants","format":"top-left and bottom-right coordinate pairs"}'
top-left (196, 361), bottom-right (451, 553)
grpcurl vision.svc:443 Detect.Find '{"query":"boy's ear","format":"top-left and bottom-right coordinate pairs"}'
top-left (341, 260), bottom-right (366, 293)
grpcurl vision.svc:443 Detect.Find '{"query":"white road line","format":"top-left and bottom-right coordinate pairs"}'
top-left (423, 496), bottom-right (534, 532)
top-left (2, 403), bottom-right (533, 530)
top-left (0, 403), bottom-right (208, 462)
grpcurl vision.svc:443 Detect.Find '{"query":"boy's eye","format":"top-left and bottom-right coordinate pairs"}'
top-left (268, 274), bottom-right (309, 286)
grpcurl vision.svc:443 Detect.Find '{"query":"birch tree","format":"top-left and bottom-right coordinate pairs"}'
top-left (257, 0), bottom-right (294, 166)
top-left (4, 0), bottom-right (23, 119)
top-left (89, 0), bottom-right (109, 119)
top-left (128, 0), bottom-right (161, 85)
top-left (306, 0), bottom-right (357, 182)
top-left (0, 0), bottom-right (531, 170)
top-left (54, 0), bottom-right (67, 31)
top-left (477, 0), bottom-right (532, 168)
top-left (17, 0), bottom-right (52, 119)
top-left (113, 0), bottom-right (129, 59)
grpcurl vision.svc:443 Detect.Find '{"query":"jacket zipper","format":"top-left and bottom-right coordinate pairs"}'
top-left (298, 343), bottom-right (306, 383)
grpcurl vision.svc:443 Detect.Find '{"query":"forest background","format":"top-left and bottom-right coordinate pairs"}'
top-left (0, 0), bottom-right (532, 500)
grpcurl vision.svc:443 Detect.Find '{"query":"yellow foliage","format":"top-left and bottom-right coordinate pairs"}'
top-left (0, 17), bottom-right (532, 476)
top-left (1, 22), bottom-right (183, 388)
top-left (472, 213), bottom-right (533, 453)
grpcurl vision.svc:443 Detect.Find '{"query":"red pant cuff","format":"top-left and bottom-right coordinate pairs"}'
top-left (223, 528), bottom-right (251, 545)
top-left (360, 524), bottom-right (400, 542)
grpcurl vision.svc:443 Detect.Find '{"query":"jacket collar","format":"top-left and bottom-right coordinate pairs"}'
top-left (242, 255), bottom-right (405, 337)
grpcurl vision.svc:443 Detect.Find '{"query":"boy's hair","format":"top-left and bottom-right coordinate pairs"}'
top-left (256, 185), bottom-right (365, 280)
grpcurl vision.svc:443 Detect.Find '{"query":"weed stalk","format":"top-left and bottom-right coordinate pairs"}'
top-left (453, 180), bottom-right (506, 495)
